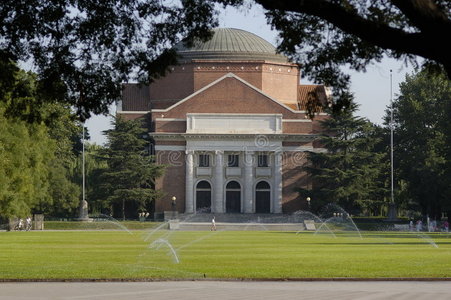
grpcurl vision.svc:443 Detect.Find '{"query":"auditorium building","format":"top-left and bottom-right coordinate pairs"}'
top-left (118, 28), bottom-right (330, 216)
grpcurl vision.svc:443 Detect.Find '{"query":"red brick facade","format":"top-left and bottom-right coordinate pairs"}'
top-left (118, 29), bottom-right (329, 216)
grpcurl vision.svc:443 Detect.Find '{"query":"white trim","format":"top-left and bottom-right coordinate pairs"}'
top-left (186, 113), bottom-right (283, 134)
top-left (116, 100), bottom-right (123, 112)
top-left (117, 111), bottom-right (149, 114)
top-left (282, 146), bottom-right (314, 152)
top-left (281, 146), bottom-right (327, 153)
top-left (151, 73), bottom-right (306, 114)
top-left (186, 139), bottom-right (283, 152)
top-left (155, 118), bottom-right (186, 122)
top-left (155, 145), bottom-right (186, 151)
top-left (150, 132), bottom-right (319, 143)
top-left (282, 119), bottom-right (312, 123)
top-left (311, 147), bottom-right (327, 153)
top-left (189, 113), bottom-right (282, 116)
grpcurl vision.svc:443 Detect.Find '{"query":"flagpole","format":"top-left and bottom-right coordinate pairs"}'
top-left (82, 124), bottom-right (86, 206)
top-left (388, 69), bottom-right (397, 220)
top-left (78, 123), bottom-right (90, 221)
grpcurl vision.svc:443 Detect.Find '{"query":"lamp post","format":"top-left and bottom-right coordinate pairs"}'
top-left (171, 196), bottom-right (177, 219)
top-left (306, 197), bottom-right (311, 211)
top-left (171, 196), bottom-right (176, 210)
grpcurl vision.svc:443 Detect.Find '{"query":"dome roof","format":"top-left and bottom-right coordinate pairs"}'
top-left (175, 28), bottom-right (288, 63)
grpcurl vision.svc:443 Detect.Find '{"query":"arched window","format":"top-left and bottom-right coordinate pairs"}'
top-left (256, 181), bottom-right (270, 190)
top-left (255, 181), bottom-right (270, 213)
top-left (226, 181), bottom-right (241, 213)
top-left (196, 181), bottom-right (211, 213)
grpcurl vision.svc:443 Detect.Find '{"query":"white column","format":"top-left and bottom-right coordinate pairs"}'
top-left (214, 150), bottom-right (224, 213)
top-left (244, 151), bottom-right (254, 213)
top-left (185, 150), bottom-right (194, 213)
top-left (273, 151), bottom-right (283, 213)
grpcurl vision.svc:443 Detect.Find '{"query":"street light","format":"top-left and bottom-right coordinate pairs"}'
top-left (306, 197), bottom-right (311, 210)
top-left (171, 196), bottom-right (177, 211)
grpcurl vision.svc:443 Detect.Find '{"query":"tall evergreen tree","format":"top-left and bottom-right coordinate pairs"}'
top-left (389, 67), bottom-right (451, 220)
top-left (99, 117), bottom-right (164, 220)
top-left (301, 104), bottom-right (387, 215)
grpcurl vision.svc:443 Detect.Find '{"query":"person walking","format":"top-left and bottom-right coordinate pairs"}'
top-left (416, 220), bottom-right (422, 232)
top-left (17, 219), bottom-right (24, 231)
top-left (211, 216), bottom-right (216, 231)
top-left (26, 216), bottom-right (32, 231)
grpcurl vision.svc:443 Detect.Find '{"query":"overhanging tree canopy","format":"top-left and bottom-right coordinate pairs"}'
top-left (235, 0), bottom-right (451, 112)
top-left (1, 0), bottom-right (449, 118)
top-left (0, 0), bottom-right (217, 120)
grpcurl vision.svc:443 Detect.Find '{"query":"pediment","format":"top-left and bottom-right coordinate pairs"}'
top-left (152, 73), bottom-right (300, 118)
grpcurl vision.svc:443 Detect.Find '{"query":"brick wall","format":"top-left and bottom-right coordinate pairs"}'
top-left (155, 150), bottom-right (186, 212)
top-left (154, 120), bottom-right (186, 133)
top-left (282, 151), bottom-right (310, 213)
top-left (282, 122), bottom-right (313, 134)
top-left (261, 64), bottom-right (299, 105)
top-left (147, 61), bottom-right (299, 105)
top-left (151, 77), bottom-right (309, 120)
top-left (193, 62), bottom-right (263, 91)
top-left (149, 68), bottom-right (194, 100)
top-left (117, 112), bottom-right (148, 121)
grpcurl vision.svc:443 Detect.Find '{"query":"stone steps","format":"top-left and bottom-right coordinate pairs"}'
top-left (169, 221), bottom-right (306, 231)
top-left (177, 213), bottom-right (307, 223)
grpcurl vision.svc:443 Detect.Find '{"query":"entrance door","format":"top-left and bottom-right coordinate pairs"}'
top-left (255, 181), bottom-right (271, 213)
top-left (226, 181), bottom-right (241, 213)
top-left (196, 181), bottom-right (211, 213)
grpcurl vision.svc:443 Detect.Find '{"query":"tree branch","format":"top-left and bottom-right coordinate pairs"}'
top-left (391, 0), bottom-right (451, 32)
top-left (256, 0), bottom-right (451, 72)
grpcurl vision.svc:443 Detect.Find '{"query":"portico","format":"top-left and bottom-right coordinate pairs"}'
top-left (182, 138), bottom-right (283, 214)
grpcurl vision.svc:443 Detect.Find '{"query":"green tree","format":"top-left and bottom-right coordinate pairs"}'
top-left (301, 104), bottom-right (387, 215)
top-left (226, 0), bottom-right (451, 114)
top-left (0, 105), bottom-right (53, 220)
top-left (0, 67), bottom-right (82, 220)
top-left (0, 0), bottom-right (217, 120)
top-left (99, 117), bottom-right (164, 220)
top-left (389, 67), bottom-right (451, 220)
top-left (2, 1), bottom-right (449, 119)
top-left (41, 103), bottom-right (83, 217)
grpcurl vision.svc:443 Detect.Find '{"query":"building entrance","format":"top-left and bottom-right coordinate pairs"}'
top-left (196, 181), bottom-right (211, 213)
top-left (255, 181), bottom-right (271, 213)
top-left (226, 181), bottom-right (241, 213)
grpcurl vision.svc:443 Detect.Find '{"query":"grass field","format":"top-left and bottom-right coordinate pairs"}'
top-left (0, 229), bottom-right (450, 280)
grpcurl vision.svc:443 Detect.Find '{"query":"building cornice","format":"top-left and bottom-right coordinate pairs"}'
top-left (150, 132), bottom-right (319, 142)
top-left (117, 111), bottom-right (150, 114)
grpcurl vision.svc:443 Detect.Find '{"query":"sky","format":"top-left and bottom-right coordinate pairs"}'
top-left (86, 4), bottom-right (417, 145)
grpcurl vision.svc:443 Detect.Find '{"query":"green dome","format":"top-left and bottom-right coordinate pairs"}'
top-left (175, 28), bottom-right (288, 63)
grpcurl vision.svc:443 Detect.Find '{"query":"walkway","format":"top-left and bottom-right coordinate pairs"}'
top-left (1, 280), bottom-right (450, 300)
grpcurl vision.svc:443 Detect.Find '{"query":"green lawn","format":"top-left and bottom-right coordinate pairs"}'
top-left (0, 230), bottom-right (450, 279)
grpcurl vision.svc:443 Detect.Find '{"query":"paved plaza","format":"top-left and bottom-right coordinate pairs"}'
top-left (1, 281), bottom-right (450, 300)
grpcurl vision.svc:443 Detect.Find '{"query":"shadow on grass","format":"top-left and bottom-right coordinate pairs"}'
top-left (296, 242), bottom-right (451, 246)
top-left (279, 231), bottom-right (451, 239)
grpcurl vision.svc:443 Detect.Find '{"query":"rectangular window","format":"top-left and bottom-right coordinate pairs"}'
top-left (199, 154), bottom-right (210, 167)
top-left (258, 154), bottom-right (268, 167)
top-left (228, 154), bottom-right (239, 167)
